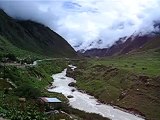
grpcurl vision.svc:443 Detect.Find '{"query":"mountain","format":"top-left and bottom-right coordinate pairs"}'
top-left (82, 33), bottom-right (160, 57)
top-left (0, 9), bottom-right (76, 58)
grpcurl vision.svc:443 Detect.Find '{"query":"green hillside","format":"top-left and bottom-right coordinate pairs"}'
top-left (68, 50), bottom-right (160, 120)
top-left (0, 9), bottom-right (76, 58)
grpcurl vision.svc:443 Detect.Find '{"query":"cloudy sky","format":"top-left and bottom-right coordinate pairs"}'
top-left (0, 0), bottom-right (160, 50)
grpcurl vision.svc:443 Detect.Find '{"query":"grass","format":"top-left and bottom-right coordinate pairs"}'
top-left (0, 92), bottom-right (48, 120)
top-left (0, 59), bottom-right (68, 119)
top-left (0, 35), bottom-right (45, 59)
top-left (0, 59), bottom-right (110, 120)
top-left (90, 50), bottom-right (160, 76)
top-left (0, 9), bottom-right (76, 58)
top-left (68, 51), bottom-right (160, 120)
top-left (0, 79), bottom-right (12, 91)
top-left (61, 106), bottom-right (109, 120)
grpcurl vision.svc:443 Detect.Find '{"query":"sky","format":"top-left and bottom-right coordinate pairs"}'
top-left (0, 0), bottom-right (160, 50)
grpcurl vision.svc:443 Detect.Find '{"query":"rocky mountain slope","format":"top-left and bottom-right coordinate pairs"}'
top-left (82, 33), bottom-right (160, 57)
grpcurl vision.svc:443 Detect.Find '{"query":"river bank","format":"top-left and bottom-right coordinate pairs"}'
top-left (48, 65), bottom-right (144, 120)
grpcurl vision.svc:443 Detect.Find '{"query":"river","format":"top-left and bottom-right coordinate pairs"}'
top-left (48, 65), bottom-right (144, 120)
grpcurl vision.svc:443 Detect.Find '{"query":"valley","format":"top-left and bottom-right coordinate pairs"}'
top-left (67, 51), bottom-right (160, 120)
top-left (1, 50), bottom-right (159, 120)
top-left (0, 6), bottom-right (160, 120)
top-left (48, 65), bottom-right (144, 120)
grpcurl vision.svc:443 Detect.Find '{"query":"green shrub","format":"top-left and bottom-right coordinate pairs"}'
top-left (0, 106), bottom-right (47, 120)
top-left (15, 84), bottom-right (41, 99)
top-left (5, 53), bottom-right (17, 61)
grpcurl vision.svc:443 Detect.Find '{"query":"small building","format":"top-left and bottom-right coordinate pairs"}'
top-left (38, 97), bottom-right (62, 111)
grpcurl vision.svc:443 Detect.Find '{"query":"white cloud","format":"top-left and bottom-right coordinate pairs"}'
top-left (0, 0), bottom-right (160, 50)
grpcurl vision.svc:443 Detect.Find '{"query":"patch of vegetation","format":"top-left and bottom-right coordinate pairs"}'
top-left (0, 92), bottom-right (47, 120)
top-left (0, 59), bottom-right (69, 119)
top-left (91, 50), bottom-right (160, 76)
top-left (0, 35), bottom-right (44, 59)
top-left (0, 59), bottom-right (109, 120)
top-left (0, 9), bottom-right (76, 58)
top-left (0, 79), bottom-right (12, 91)
top-left (62, 106), bottom-right (109, 120)
top-left (15, 84), bottom-right (41, 99)
top-left (68, 52), bottom-right (160, 120)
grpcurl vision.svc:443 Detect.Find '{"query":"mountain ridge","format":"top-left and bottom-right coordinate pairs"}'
top-left (81, 33), bottom-right (160, 57)
top-left (0, 9), bottom-right (76, 58)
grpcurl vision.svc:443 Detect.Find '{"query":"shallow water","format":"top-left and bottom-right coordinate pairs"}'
top-left (48, 66), bottom-right (144, 120)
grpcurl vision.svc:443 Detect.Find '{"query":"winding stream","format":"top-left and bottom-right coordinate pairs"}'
top-left (48, 65), bottom-right (144, 120)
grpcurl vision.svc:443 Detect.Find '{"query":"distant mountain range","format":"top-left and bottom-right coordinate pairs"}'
top-left (0, 9), bottom-right (76, 58)
top-left (80, 31), bottom-right (160, 57)
top-left (1, 8), bottom-right (160, 58)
